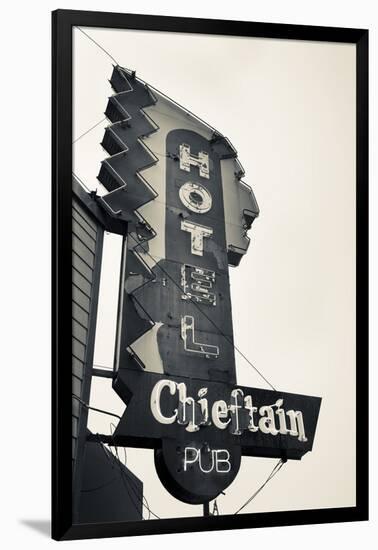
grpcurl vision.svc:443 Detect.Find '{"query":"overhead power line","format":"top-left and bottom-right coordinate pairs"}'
top-left (72, 394), bottom-right (121, 420)
top-left (73, 117), bottom-right (107, 143)
top-left (235, 459), bottom-right (285, 514)
top-left (75, 26), bottom-right (119, 65)
top-left (128, 232), bottom-right (277, 391)
top-left (71, 27), bottom-right (277, 392)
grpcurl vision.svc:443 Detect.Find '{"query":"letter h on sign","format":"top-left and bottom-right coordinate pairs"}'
top-left (179, 143), bottom-right (210, 179)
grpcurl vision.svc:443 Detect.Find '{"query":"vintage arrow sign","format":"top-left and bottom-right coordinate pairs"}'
top-left (98, 65), bottom-right (321, 505)
top-left (113, 370), bottom-right (321, 503)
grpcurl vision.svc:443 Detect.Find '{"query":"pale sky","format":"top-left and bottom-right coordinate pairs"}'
top-left (73, 26), bottom-right (356, 520)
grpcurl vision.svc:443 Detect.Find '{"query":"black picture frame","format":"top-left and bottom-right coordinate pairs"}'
top-left (52, 9), bottom-right (369, 541)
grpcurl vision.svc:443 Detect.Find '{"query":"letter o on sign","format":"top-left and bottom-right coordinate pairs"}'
top-left (179, 182), bottom-right (212, 214)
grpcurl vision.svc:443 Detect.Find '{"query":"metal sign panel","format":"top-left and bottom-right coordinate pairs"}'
top-left (99, 66), bottom-right (321, 505)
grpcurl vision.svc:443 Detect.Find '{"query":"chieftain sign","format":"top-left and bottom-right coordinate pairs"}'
top-left (98, 65), bottom-right (321, 504)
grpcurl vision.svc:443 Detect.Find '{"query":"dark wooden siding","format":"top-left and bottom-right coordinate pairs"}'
top-left (72, 197), bottom-right (103, 486)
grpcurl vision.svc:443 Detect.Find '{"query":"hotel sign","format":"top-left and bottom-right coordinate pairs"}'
top-left (99, 66), bottom-right (321, 505)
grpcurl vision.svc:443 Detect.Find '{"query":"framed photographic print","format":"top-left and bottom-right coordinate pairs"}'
top-left (52, 9), bottom-right (368, 541)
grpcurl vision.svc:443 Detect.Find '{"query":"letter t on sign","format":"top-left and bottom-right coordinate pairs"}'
top-left (181, 220), bottom-right (213, 256)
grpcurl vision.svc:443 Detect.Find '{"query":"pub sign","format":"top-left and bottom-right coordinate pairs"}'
top-left (98, 65), bottom-right (321, 505)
